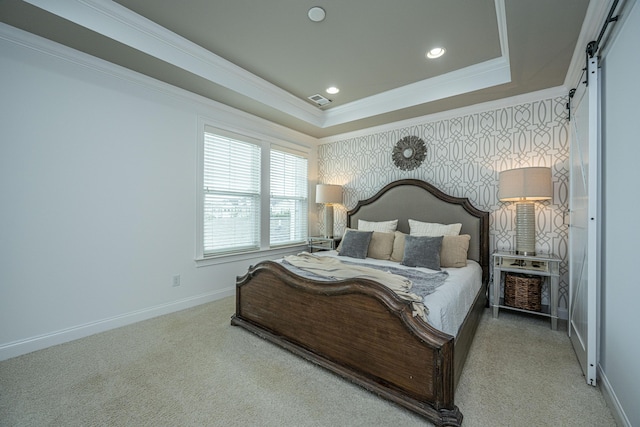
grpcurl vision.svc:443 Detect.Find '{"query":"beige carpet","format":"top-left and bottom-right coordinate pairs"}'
top-left (0, 296), bottom-right (615, 426)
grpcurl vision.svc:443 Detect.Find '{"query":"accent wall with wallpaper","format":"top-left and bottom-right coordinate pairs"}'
top-left (318, 94), bottom-right (570, 312)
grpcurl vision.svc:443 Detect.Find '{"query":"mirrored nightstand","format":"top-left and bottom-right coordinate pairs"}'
top-left (308, 236), bottom-right (340, 253)
top-left (492, 251), bottom-right (561, 330)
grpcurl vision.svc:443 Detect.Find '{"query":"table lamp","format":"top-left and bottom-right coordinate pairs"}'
top-left (316, 184), bottom-right (342, 238)
top-left (498, 167), bottom-right (552, 256)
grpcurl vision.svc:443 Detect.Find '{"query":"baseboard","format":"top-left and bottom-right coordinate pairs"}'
top-left (598, 364), bottom-right (632, 427)
top-left (558, 307), bottom-right (568, 320)
top-left (0, 288), bottom-right (235, 362)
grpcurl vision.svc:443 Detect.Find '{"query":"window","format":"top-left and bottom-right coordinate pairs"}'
top-left (203, 129), bottom-right (261, 256)
top-left (199, 124), bottom-right (309, 259)
top-left (270, 149), bottom-right (308, 246)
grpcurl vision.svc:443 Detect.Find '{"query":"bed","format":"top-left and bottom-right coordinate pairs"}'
top-left (231, 179), bottom-right (489, 426)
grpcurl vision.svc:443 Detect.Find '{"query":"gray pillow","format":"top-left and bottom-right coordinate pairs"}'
top-left (401, 235), bottom-right (443, 270)
top-left (338, 230), bottom-right (373, 259)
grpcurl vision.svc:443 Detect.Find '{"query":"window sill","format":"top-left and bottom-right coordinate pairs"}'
top-left (195, 244), bottom-right (306, 267)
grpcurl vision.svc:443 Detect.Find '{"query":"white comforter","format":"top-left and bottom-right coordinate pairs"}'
top-left (309, 251), bottom-right (483, 337)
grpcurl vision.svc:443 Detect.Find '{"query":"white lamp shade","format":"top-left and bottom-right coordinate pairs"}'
top-left (498, 167), bottom-right (552, 201)
top-left (316, 184), bottom-right (342, 204)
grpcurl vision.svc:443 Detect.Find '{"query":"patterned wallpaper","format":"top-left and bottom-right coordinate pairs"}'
top-left (318, 96), bottom-right (570, 310)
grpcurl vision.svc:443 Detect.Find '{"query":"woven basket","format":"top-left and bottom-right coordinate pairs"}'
top-left (504, 273), bottom-right (542, 311)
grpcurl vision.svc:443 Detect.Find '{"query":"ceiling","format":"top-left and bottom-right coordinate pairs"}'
top-left (0, 0), bottom-right (590, 138)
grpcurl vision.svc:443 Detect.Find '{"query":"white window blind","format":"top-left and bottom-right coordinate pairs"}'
top-left (203, 130), bottom-right (261, 255)
top-left (270, 148), bottom-right (308, 246)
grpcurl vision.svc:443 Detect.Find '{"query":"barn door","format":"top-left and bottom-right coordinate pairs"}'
top-left (568, 54), bottom-right (599, 386)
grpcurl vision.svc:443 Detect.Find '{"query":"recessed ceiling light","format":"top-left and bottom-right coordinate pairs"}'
top-left (326, 86), bottom-right (340, 95)
top-left (308, 7), bottom-right (326, 22)
top-left (426, 47), bottom-right (446, 59)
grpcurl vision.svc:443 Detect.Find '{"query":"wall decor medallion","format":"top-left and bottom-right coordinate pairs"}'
top-left (392, 136), bottom-right (426, 171)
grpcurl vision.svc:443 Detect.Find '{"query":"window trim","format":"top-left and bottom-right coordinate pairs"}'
top-left (196, 118), bottom-right (310, 264)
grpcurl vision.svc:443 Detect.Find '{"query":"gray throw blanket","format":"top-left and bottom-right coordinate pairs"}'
top-left (343, 261), bottom-right (449, 299)
top-left (281, 252), bottom-right (449, 320)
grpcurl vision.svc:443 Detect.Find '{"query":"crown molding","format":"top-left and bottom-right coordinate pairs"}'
top-left (318, 85), bottom-right (568, 144)
top-left (322, 0), bottom-right (510, 128)
top-left (24, 0), bottom-right (511, 130)
top-left (0, 22), bottom-right (318, 148)
top-left (494, 0), bottom-right (510, 60)
top-left (23, 0), bottom-right (326, 126)
top-left (322, 56), bottom-right (511, 127)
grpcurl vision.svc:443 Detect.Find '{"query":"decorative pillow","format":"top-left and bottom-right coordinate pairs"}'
top-left (335, 227), bottom-right (358, 252)
top-left (338, 229), bottom-right (373, 259)
top-left (401, 235), bottom-right (443, 270)
top-left (390, 231), bottom-right (407, 262)
top-left (358, 219), bottom-right (398, 233)
top-left (408, 219), bottom-right (462, 236)
top-left (440, 235), bottom-right (471, 268)
top-left (335, 229), bottom-right (348, 252)
top-left (367, 231), bottom-right (395, 260)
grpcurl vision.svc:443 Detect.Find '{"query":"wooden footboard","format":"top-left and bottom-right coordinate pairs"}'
top-left (231, 261), bottom-right (469, 426)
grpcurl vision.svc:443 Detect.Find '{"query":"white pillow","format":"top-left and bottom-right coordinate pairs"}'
top-left (409, 219), bottom-right (462, 236)
top-left (358, 219), bottom-right (398, 233)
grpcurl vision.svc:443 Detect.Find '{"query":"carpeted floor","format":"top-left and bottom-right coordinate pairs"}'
top-left (0, 296), bottom-right (616, 426)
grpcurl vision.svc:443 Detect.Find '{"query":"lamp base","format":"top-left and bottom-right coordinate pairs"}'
top-left (516, 249), bottom-right (536, 256)
top-left (515, 202), bottom-right (536, 256)
top-left (323, 204), bottom-right (334, 238)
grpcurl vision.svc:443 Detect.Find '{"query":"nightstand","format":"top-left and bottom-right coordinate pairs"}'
top-left (308, 236), bottom-right (340, 253)
top-left (492, 251), bottom-right (561, 330)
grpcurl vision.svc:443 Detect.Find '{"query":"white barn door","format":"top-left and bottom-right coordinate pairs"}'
top-left (568, 55), bottom-right (599, 386)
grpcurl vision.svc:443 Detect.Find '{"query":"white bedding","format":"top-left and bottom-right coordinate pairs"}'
top-left (310, 251), bottom-right (482, 337)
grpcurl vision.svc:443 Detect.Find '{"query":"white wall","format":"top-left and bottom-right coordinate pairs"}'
top-left (600, 1), bottom-right (640, 425)
top-left (0, 25), bottom-right (316, 361)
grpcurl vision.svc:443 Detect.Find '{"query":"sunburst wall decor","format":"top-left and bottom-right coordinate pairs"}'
top-left (392, 136), bottom-right (426, 171)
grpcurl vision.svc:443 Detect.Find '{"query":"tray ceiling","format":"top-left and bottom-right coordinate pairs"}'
top-left (0, 0), bottom-right (590, 138)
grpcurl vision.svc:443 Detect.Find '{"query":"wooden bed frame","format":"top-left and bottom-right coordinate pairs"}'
top-left (231, 179), bottom-right (489, 426)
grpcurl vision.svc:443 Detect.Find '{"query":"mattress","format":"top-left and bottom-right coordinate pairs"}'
top-left (310, 251), bottom-right (482, 336)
